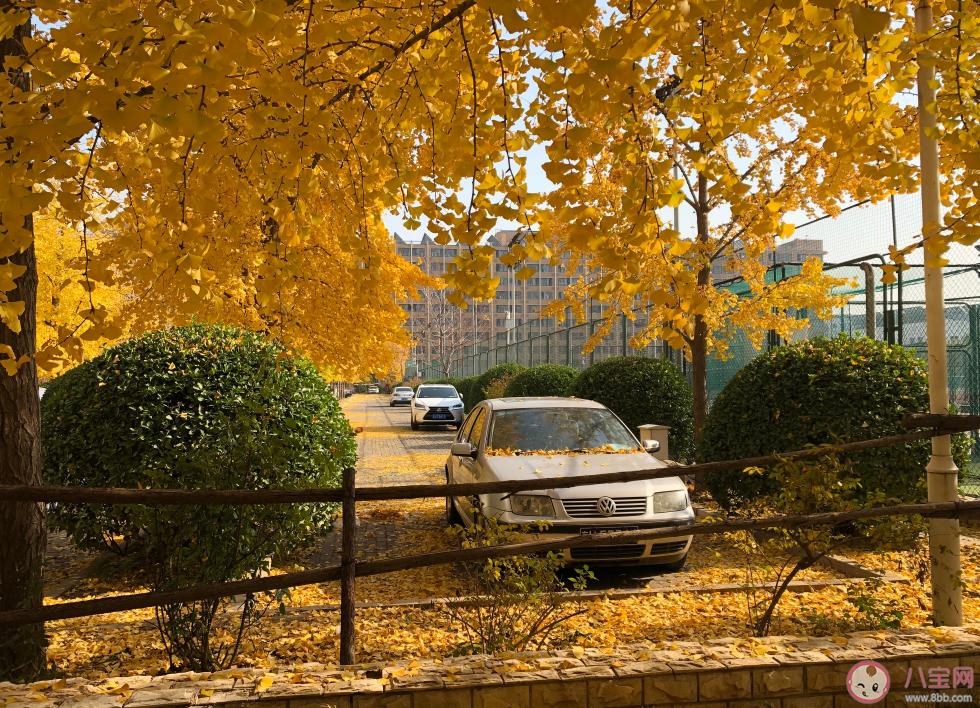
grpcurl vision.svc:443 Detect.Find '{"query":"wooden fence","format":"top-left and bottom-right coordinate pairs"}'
top-left (0, 412), bottom-right (977, 665)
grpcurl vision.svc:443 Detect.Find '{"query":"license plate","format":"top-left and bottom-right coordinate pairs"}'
top-left (580, 526), bottom-right (639, 536)
top-left (432, 414), bottom-right (449, 419)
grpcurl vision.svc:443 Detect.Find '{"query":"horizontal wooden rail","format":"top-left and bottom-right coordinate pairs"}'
top-left (2, 498), bottom-right (978, 629)
top-left (902, 413), bottom-right (980, 429)
top-left (0, 426), bottom-right (972, 506)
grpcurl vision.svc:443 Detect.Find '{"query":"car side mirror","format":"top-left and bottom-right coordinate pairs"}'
top-left (451, 442), bottom-right (478, 458)
top-left (458, 393), bottom-right (464, 401)
top-left (642, 439), bottom-right (661, 454)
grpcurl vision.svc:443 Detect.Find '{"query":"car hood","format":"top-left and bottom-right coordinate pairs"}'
top-left (415, 397), bottom-right (461, 406)
top-left (484, 452), bottom-right (686, 496)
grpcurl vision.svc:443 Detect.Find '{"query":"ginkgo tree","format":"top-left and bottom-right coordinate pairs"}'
top-left (531, 0), bottom-right (924, 435)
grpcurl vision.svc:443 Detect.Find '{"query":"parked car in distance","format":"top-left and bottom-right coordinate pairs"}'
top-left (411, 384), bottom-right (465, 431)
top-left (344, 390), bottom-right (353, 398)
top-left (445, 397), bottom-right (693, 569)
top-left (367, 385), bottom-right (380, 394)
top-left (390, 386), bottom-right (414, 407)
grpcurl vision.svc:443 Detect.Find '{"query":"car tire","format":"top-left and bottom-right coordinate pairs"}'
top-left (411, 418), bottom-right (419, 431)
top-left (658, 554), bottom-right (688, 573)
top-left (446, 471), bottom-right (464, 526)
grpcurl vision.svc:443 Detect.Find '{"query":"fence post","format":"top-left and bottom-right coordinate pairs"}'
top-left (340, 466), bottom-right (356, 664)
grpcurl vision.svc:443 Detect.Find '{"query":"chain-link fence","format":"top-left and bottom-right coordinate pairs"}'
top-left (414, 193), bottom-right (980, 496)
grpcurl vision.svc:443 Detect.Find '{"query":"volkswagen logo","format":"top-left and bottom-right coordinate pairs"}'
top-left (596, 497), bottom-right (617, 517)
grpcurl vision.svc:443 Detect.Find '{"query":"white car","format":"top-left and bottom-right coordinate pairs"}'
top-left (390, 386), bottom-right (414, 406)
top-left (411, 384), bottom-right (465, 430)
top-left (367, 385), bottom-right (380, 394)
top-left (445, 397), bottom-right (693, 569)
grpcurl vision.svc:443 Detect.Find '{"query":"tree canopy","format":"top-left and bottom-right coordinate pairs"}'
top-left (0, 0), bottom-right (978, 380)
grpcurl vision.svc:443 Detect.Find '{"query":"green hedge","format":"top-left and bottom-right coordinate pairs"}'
top-left (472, 363), bottom-right (526, 407)
top-left (566, 356), bottom-right (695, 461)
top-left (503, 364), bottom-right (578, 398)
top-left (456, 375), bottom-right (480, 410)
top-left (42, 323), bottom-right (356, 557)
top-left (699, 335), bottom-right (971, 511)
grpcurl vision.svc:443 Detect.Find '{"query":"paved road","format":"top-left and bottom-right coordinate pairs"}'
top-left (345, 393), bottom-right (456, 487)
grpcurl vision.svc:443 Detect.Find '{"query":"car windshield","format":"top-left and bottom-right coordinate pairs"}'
top-left (488, 407), bottom-right (640, 453)
top-left (416, 386), bottom-right (458, 399)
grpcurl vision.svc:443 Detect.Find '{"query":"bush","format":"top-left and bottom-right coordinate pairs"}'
top-left (456, 375), bottom-right (480, 410)
top-left (566, 356), bottom-right (695, 461)
top-left (472, 363), bottom-right (525, 406)
top-left (485, 372), bottom-right (518, 400)
top-left (42, 323), bottom-right (356, 670)
top-left (502, 364), bottom-right (578, 398)
top-left (699, 334), bottom-right (971, 511)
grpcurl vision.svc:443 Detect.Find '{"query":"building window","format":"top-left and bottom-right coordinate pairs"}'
top-left (539, 318), bottom-right (554, 327)
top-left (430, 262), bottom-right (445, 273)
top-left (539, 264), bottom-right (554, 273)
top-left (497, 333), bottom-right (508, 340)
top-left (400, 304), bottom-right (411, 312)
top-left (513, 305), bottom-right (523, 313)
top-left (477, 304), bottom-right (490, 313)
top-left (576, 266), bottom-right (585, 274)
top-left (430, 248), bottom-right (443, 257)
top-left (495, 264), bottom-right (508, 272)
top-left (496, 305), bottom-right (509, 313)
top-left (527, 291), bottom-right (540, 300)
top-left (590, 305), bottom-right (601, 313)
top-left (412, 304), bottom-right (426, 312)
top-left (528, 319), bottom-right (539, 327)
top-left (557, 278), bottom-right (570, 286)
top-left (398, 248), bottom-right (411, 257)
top-left (526, 278), bottom-right (539, 286)
top-left (540, 278), bottom-right (553, 286)
top-left (444, 248), bottom-right (457, 256)
top-left (496, 318), bottom-right (506, 327)
top-left (496, 249), bottom-right (508, 257)
top-left (412, 248), bottom-right (425, 257)
top-left (540, 292), bottom-right (554, 301)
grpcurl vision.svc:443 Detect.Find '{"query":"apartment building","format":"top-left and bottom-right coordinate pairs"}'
top-left (395, 230), bottom-right (604, 371)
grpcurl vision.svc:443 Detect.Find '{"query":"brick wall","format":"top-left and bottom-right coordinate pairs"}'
top-left (4, 629), bottom-right (979, 708)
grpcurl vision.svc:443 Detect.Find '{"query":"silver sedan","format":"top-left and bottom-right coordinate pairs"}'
top-left (445, 397), bottom-right (693, 569)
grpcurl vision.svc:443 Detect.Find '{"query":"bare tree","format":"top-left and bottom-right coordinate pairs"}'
top-left (415, 288), bottom-right (491, 377)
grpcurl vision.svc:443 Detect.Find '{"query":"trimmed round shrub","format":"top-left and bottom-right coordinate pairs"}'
top-left (42, 323), bottom-right (356, 557)
top-left (456, 375), bottom-right (480, 411)
top-left (699, 334), bottom-right (971, 511)
top-left (503, 364), bottom-right (578, 398)
top-left (472, 363), bottom-right (526, 406)
top-left (566, 356), bottom-right (695, 461)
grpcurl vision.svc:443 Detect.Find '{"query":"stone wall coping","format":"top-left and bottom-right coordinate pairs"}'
top-left (3, 628), bottom-right (979, 708)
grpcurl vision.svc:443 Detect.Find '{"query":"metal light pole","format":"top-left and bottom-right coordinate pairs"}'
top-left (916, 0), bottom-right (962, 626)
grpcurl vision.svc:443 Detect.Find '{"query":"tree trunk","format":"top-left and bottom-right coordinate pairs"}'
top-left (0, 5), bottom-right (46, 679)
top-left (0, 239), bottom-right (46, 680)
top-left (692, 172), bottom-right (710, 447)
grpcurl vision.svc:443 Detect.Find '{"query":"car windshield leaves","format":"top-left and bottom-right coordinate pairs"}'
top-left (488, 408), bottom-right (639, 452)
top-left (417, 387), bottom-right (458, 398)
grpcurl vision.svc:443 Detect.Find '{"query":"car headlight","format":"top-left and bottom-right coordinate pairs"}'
top-left (652, 490), bottom-right (689, 514)
top-left (510, 495), bottom-right (556, 518)
top-left (414, 401), bottom-right (427, 409)
top-left (452, 403), bottom-right (463, 409)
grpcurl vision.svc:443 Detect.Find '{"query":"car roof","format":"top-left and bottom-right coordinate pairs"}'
top-left (418, 384), bottom-right (456, 389)
top-left (484, 396), bottom-right (606, 411)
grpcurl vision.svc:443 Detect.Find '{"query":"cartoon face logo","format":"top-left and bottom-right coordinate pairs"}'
top-left (846, 660), bottom-right (891, 704)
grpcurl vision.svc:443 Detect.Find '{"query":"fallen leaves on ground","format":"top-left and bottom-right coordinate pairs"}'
top-left (39, 395), bottom-right (980, 678)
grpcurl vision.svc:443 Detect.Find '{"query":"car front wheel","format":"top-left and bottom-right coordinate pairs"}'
top-left (445, 471), bottom-right (464, 526)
